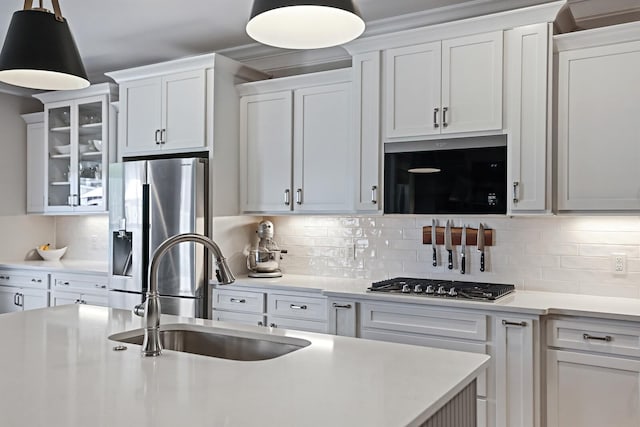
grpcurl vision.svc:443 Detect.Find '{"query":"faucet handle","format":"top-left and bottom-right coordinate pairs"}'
top-left (133, 303), bottom-right (145, 317)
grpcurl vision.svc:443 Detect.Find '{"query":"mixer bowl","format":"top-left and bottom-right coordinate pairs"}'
top-left (247, 249), bottom-right (281, 273)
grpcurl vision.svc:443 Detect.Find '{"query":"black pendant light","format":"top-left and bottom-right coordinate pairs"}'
top-left (246, 0), bottom-right (366, 50)
top-left (0, 0), bottom-right (89, 90)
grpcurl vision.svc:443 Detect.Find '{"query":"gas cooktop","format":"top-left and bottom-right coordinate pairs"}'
top-left (368, 277), bottom-right (515, 301)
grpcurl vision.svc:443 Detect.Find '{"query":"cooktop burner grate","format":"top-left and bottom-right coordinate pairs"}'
top-left (368, 277), bottom-right (515, 301)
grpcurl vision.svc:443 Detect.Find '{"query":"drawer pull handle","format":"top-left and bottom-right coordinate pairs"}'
top-left (257, 321), bottom-right (264, 326)
top-left (230, 298), bottom-right (246, 304)
top-left (290, 304), bottom-right (307, 310)
top-left (332, 303), bottom-right (352, 309)
top-left (583, 333), bottom-right (612, 342)
top-left (502, 320), bottom-right (527, 327)
top-left (269, 323), bottom-right (277, 328)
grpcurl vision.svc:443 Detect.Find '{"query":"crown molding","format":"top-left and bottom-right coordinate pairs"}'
top-left (33, 82), bottom-right (118, 104)
top-left (554, 19), bottom-right (640, 51)
top-left (221, 1), bottom-right (568, 72)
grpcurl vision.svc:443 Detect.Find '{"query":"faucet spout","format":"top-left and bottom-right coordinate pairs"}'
top-left (141, 233), bottom-right (236, 357)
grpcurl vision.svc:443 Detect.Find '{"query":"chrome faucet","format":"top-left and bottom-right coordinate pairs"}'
top-left (136, 233), bottom-right (235, 357)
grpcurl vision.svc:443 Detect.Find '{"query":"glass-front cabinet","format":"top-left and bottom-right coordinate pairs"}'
top-left (36, 84), bottom-right (116, 214)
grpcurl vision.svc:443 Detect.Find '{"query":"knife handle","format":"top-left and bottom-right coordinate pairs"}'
top-left (448, 251), bottom-right (453, 270)
top-left (461, 253), bottom-right (466, 274)
top-left (480, 252), bottom-right (485, 272)
top-left (432, 247), bottom-right (437, 267)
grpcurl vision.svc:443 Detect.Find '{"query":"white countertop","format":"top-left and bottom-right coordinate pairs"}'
top-left (225, 274), bottom-right (640, 322)
top-left (0, 259), bottom-right (108, 275)
top-left (0, 305), bottom-right (489, 427)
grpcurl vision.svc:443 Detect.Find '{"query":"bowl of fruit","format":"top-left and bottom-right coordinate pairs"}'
top-left (36, 244), bottom-right (67, 261)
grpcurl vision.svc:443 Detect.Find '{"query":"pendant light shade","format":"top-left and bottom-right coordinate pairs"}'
top-left (247, 0), bottom-right (366, 50)
top-left (0, 0), bottom-right (89, 90)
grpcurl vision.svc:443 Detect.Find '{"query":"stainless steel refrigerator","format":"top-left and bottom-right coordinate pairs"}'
top-left (108, 157), bottom-right (209, 318)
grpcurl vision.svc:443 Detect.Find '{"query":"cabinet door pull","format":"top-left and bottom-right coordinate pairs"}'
top-left (433, 107), bottom-right (440, 128)
top-left (155, 129), bottom-right (161, 145)
top-left (442, 107), bottom-right (448, 128)
top-left (160, 129), bottom-right (166, 144)
top-left (290, 304), bottom-right (307, 310)
top-left (332, 303), bottom-right (352, 309)
top-left (583, 333), bottom-right (612, 342)
top-left (371, 185), bottom-right (378, 205)
top-left (257, 321), bottom-right (264, 326)
top-left (16, 293), bottom-right (23, 307)
top-left (75, 299), bottom-right (80, 304)
top-left (269, 323), bottom-right (277, 328)
top-left (284, 189), bottom-right (291, 206)
top-left (296, 189), bottom-right (303, 205)
top-left (512, 181), bottom-right (519, 204)
top-left (230, 298), bottom-right (246, 304)
top-left (13, 293), bottom-right (19, 306)
top-left (502, 320), bottom-right (527, 327)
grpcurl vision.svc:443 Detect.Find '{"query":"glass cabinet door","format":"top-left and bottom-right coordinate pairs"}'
top-left (76, 98), bottom-right (106, 210)
top-left (47, 104), bottom-right (72, 208)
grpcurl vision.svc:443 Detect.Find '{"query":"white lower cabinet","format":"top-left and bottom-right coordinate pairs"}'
top-left (546, 317), bottom-right (640, 427)
top-left (494, 315), bottom-right (539, 427)
top-left (0, 269), bottom-right (49, 314)
top-left (212, 287), bottom-right (328, 333)
top-left (327, 298), bottom-right (357, 337)
top-left (50, 272), bottom-right (108, 307)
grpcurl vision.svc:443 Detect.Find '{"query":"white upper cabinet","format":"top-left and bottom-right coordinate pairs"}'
top-left (238, 69), bottom-right (354, 214)
top-left (22, 113), bottom-right (45, 214)
top-left (118, 70), bottom-right (205, 155)
top-left (240, 91), bottom-right (293, 213)
top-left (557, 24), bottom-right (640, 211)
top-left (384, 42), bottom-right (441, 138)
top-left (506, 23), bottom-right (551, 213)
top-left (353, 52), bottom-right (382, 212)
top-left (442, 31), bottom-right (503, 134)
top-left (293, 82), bottom-right (352, 213)
top-left (34, 84), bottom-right (117, 215)
top-left (383, 31), bottom-right (503, 141)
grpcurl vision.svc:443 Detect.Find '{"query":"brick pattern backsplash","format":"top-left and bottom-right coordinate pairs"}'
top-left (266, 215), bottom-right (640, 298)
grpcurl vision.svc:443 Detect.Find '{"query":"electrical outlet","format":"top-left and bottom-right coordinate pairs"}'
top-left (612, 253), bottom-right (627, 275)
top-left (90, 235), bottom-right (98, 249)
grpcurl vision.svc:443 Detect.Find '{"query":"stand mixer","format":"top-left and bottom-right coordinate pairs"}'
top-left (247, 220), bottom-right (286, 278)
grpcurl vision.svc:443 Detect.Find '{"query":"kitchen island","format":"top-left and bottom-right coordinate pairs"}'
top-left (0, 305), bottom-right (488, 427)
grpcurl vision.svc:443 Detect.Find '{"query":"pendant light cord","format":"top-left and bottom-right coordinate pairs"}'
top-left (22, 0), bottom-right (65, 22)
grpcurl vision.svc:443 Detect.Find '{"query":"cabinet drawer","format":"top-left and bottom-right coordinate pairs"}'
top-left (547, 318), bottom-right (640, 358)
top-left (52, 273), bottom-right (107, 293)
top-left (0, 269), bottom-right (48, 290)
top-left (213, 289), bottom-right (265, 314)
top-left (213, 309), bottom-right (265, 327)
top-left (361, 302), bottom-right (487, 341)
top-left (267, 316), bottom-right (328, 334)
top-left (267, 293), bottom-right (327, 321)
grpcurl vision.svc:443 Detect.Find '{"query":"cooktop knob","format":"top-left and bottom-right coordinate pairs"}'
top-left (436, 285), bottom-right (447, 295)
top-left (401, 284), bottom-right (412, 293)
top-left (413, 284), bottom-right (423, 293)
top-left (425, 285), bottom-right (435, 294)
top-left (448, 287), bottom-right (458, 297)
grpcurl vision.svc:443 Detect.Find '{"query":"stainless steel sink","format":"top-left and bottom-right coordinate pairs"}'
top-left (109, 324), bottom-right (311, 361)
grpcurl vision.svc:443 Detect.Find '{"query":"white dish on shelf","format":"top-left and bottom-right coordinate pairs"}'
top-left (54, 145), bottom-right (71, 155)
top-left (88, 140), bottom-right (102, 151)
top-left (36, 247), bottom-right (67, 261)
top-left (78, 144), bottom-right (92, 154)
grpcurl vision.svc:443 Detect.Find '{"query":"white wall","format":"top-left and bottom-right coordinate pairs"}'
top-left (54, 215), bottom-right (109, 261)
top-left (268, 215), bottom-right (640, 298)
top-left (212, 216), bottom-right (260, 275)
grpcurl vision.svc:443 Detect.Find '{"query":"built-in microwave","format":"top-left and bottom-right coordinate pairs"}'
top-left (384, 136), bottom-right (507, 214)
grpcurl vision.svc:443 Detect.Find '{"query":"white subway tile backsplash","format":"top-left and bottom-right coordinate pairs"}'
top-left (267, 215), bottom-right (640, 298)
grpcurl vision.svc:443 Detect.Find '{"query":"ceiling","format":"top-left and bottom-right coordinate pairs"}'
top-left (0, 0), bottom-right (638, 91)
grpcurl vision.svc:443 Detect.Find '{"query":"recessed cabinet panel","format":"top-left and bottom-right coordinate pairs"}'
top-left (26, 121), bottom-right (45, 213)
top-left (121, 78), bottom-right (162, 154)
top-left (442, 31), bottom-right (503, 134)
top-left (162, 70), bottom-right (206, 151)
top-left (384, 42), bottom-right (441, 138)
top-left (558, 40), bottom-right (640, 210)
top-left (293, 82), bottom-right (353, 212)
top-left (240, 92), bottom-right (293, 212)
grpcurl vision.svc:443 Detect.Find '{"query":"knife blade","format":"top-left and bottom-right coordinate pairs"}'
top-left (461, 224), bottom-right (466, 274)
top-left (431, 219), bottom-right (437, 267)
top-left (444, 220), bottom-right (453, 270)
top-left (478, 223), bottom-right (485, 272)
